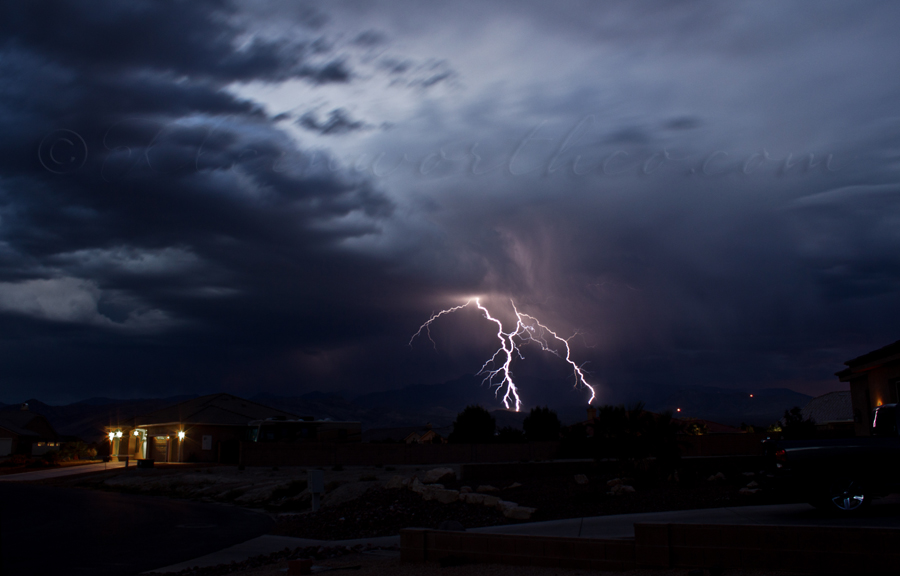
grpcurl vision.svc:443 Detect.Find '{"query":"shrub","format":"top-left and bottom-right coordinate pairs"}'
top-left (495, 426), bottom-right (527, 443)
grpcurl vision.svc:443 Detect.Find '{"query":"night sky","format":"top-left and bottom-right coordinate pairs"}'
top-left (2, 1), bottom-right (899, 405)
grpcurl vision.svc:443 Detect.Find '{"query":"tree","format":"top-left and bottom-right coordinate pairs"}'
top-left (496, 426), bottom-right (527, 443)
top-left (523, 406), bottom-right (561, 441)
top-left (449, 405), bottom-right (496, 443)
top-left (780, 406), bottom-right (816, 440)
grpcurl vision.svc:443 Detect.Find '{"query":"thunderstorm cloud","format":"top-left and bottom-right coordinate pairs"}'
top-left (1, 0), bottom-right (899, 404)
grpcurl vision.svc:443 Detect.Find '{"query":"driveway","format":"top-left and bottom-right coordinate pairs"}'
top-left (471, 494), bottom-right (900, 539)
top-left (0, 483), bottom-right (273, 576)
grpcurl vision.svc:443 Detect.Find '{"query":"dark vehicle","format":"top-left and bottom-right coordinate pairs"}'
top-left (771, 403), bottom-right (900, 514)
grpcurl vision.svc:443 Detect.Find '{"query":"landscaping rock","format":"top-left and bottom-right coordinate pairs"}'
top-left (746, 481), bottom-right (759, 488)
top-left (476, 485), bottom-right (499, 493)
top-left (421, 467), bottom-right (455, 484)
top-left (506, 482), bottom-right (523, 489)
top-left (708, 472), bottom-right (726, 482)
top-left (460, 492), bottom-right (485, 505)
top-left (606, 478), bottom-right (622, 487)
top-left (410, 478), bottom-right (424, 494)
top-left (739, 487), bottom-right (760, 495)
top-left (481, 495), bottom-right (501, 508)
top-left (434, 489), bottom-right (461, 504)
top-left (574, 474), bottom-right (588, 485)
top-left (460, 486), bottom-right (473, 493)
top-left (384, 475), bottom-right (409, 490)
top-left (503, 506), bottom-right (536, 520)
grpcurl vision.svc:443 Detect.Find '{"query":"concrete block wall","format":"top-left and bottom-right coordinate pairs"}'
top-left (402, 523), bottom-right (900, 573)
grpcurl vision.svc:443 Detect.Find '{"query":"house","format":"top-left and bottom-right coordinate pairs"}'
top-left (104, 393), bottom-right (300, 464)
top-left (801, 391), bottom-right (854, 436)
top-left (0, 403), bottom-right (60, 457)
top-left (836, 339), bottom-right (900, 436)
top-left (363, 424), bottom-right (451, 444)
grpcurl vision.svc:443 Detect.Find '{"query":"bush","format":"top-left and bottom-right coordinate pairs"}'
top-left (58, 441), bottom-right (96, 462)
top-left (448, 405), bottom-right (496, 443)
top-left (523, 406), bottom-right (561, 441)
top-left (495, 426), bottom-right (527, 443)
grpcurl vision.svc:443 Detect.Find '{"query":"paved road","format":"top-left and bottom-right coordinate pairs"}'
top-left (0, 483), bottom-right (273, 576)
top-left (0, 461), bottom-right (128, 482)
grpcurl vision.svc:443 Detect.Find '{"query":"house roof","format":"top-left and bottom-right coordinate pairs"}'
top-left (363, 425), bottom-right (452, 443)
top-left (837, 339), bottom-right (900, 379)
top-left (802, 391), bottom-right (853, 424)
top-left (0, 410), bottom-right (45, 437)
top-left (134, 393), bottom-right (299, 427)
top-left (0, 418), bottom-right (40, 437)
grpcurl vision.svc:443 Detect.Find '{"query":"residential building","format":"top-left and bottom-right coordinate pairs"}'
top-left (0, 403), bottom-right (60, 457)
top-left (836, 339), bottom-right (900, 436)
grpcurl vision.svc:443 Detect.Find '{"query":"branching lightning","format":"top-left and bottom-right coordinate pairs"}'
top-left (410, 298), bottom-right (596, 411)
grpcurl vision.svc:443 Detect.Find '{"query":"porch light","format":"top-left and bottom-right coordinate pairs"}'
top-left (108, 432), bottom-right (115, 441)
top-left (115, 430), bottom-right (123, 438)
top-left (133, 430), bottom-right (139, 436)
top-left (177, 431), bottom-right (185, 441)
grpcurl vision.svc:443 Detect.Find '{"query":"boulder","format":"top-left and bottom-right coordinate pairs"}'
top-left (606, 478), bottom-right (622, 487)
top-left (460, 486), bottom-right (473, 493)
top-left (476, 485), bottom-right (500, 493)
top-left (421, 467), bottom-right (455, 484)
top-left (746, 481), bottom-right (759, 488)
top-left (496, 500), bottom-right (518, 513)
top-left (503, 506), bottom-right (536, 520)
top-left (384, 476), bottom-right (409, 490)
top-left (461, 493), bottom-right (485, 505)
top-left (506, 482), bottom-right (523, 489)
top-left (434, 489), bottom-right (461, 504)
top-left (410, 478), bottom-right (425, 494)
top-left (708, 472), bottom-right (726, 482)
top-left (574, 474), bottom-right (588, 485)
top-left (481, 495), bottom-right (501, 507)
top-left (739, 487), bottom-right (760, 495)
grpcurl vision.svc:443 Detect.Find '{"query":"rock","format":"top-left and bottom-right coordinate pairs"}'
top-left (438, 520), bottom-right (465, 531)
top-left (503, 506), bottom-right (536, 520)
top-left (460, 486), bottom-right (473, 493)
top-left (609, 484), bottom-right (635, 495)
top-left (496, 500), bottom-right (518, 512)
top-left (746, 481), bottom-right (759, 488)
top-left (410, 478), bottom-right (425, 494)
top-left (708, 472), bottom-right (726, 482)
top-left (606, 478), bottom-right (623, 487)
top-left (476, 485), bottom-right (500, 493)
top-left (739, 487), bottom-right (760, 495)
top-left (742, 472), bottom-right (756, 477)
top-left (434, 489), bottom-right (461, 504)
top-left (574, 474), bottom-right (588, 485)
top-left (461, 493), bottom-right (485, 504)
top-left (481, 495), bottom-right (501, 507)
top-left (384, 476), bottom-right (409, 490)
top-left (421, 467), bottom-right (455, 484)
top-left (506, 482), bottom-right (523, 489)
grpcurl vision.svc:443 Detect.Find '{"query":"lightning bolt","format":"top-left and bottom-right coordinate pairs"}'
top-left (410, 298), bottom-right (597, 410)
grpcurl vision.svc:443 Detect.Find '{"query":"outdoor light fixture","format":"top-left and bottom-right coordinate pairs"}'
top-left (177, 431), bottom-right (185, 441)
top-left (108, 432), bottom-right (115, 441)
top-left (115, 430), bottom-right (123, 438)
top-left (133, 430), bottom-right (139, 436)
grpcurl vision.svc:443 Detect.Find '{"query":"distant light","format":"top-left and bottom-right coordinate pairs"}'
top-left (749, 394), bottom-right (754, 398)
top-left (177, 431), bottom-right (185, 441)
top-left (676, 408), bottom-right (681, 412)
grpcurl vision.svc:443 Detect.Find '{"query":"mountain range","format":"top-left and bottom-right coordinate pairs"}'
top-left (1, 375), bottom-right (815, 443)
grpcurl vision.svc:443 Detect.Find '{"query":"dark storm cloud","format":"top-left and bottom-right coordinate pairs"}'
top-left (298, 108), bottom-right (369, 135)
top-left (3, 0), bottom-right (900, 407)
top-left (0, 0), bottom-right (417, 402)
